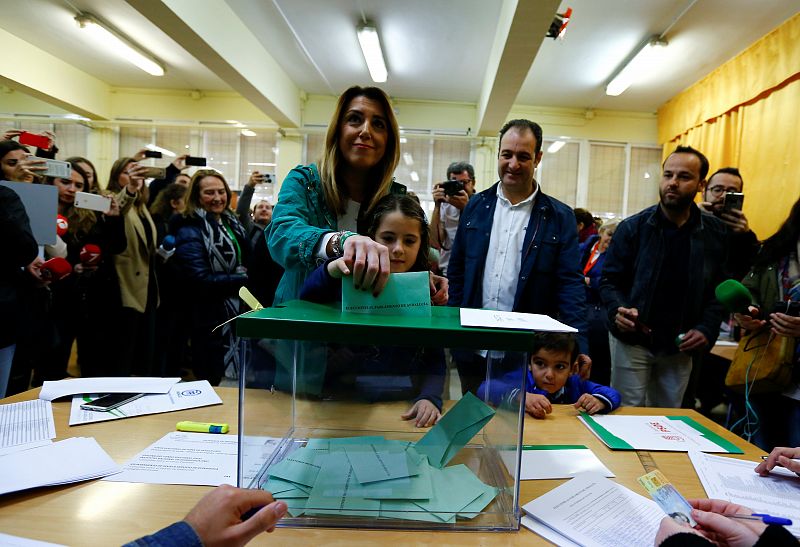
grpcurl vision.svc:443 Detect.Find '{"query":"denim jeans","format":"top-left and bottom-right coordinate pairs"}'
top-left (609, 334), bottom-right (692, 408)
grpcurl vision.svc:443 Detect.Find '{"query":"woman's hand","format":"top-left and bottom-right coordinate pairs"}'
top-left (733, 306), bottom-right (767, 332)
top-left (125, 163), bottom-right (148, 194)
top-left (341, 235), bottom-right (390, 296)
top-left (524, 393), bottom-right (552, 419)
top-left (326, 257), bottom-right (351, 279)
top-left (755, 446), bottom-right (800, 476)
top-left (401, 400), bottom-right (441, 428)
top-left (13, 156), bottom-right (47, 182)
top-left (105, 195), bottom-right (120, 217)
top-left (769, 312), bottom-right (800, 337)
top-left (429, 272), bottom-right (448, 305)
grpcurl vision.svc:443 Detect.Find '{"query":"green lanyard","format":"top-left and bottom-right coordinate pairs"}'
top-left (222, 221), bottom-right (242, 265)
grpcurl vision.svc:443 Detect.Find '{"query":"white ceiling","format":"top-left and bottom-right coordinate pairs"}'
top-left (2, 0), bottom-right (798, 116)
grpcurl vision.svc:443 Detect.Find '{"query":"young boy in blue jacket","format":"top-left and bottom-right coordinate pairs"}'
top-left (478, 332), bottom-right (621, 418)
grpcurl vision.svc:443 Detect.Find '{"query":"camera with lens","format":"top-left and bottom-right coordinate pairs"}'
top-left (439, 179), bottom-right (465, 196)
top-left (770, 301), bottom-right (800, 317)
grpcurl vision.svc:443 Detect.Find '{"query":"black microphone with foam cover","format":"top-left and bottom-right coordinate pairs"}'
top-left (715, 279), bottom-right (754, 315)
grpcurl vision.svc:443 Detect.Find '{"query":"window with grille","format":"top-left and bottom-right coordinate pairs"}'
top-left (627, 146), bottom-right (662, 215)
top-left (540, 140), bottom-right (579, 206)
top-left (587, 143), bottom-right (626, 217)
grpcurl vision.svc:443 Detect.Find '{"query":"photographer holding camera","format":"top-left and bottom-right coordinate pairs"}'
top-left (430, 161), bottom-right (476, 276)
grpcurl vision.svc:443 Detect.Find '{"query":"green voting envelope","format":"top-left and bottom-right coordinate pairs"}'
top-left (414, 392), bottom-right (495, 468)
top-left (342, 271), bottom-right (431, 316)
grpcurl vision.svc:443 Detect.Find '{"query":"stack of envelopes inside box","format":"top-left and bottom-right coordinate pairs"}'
top-left (263, 393), bottom-right (500, 523)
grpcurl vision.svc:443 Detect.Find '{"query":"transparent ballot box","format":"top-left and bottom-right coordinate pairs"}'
top-left (235, 300), bottom-right (533, 531)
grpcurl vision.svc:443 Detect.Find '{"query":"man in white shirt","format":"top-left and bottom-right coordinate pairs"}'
top-left (430, 162), bottom-right (475, 276)
top-left (448, 119), bottom-right (589, 394)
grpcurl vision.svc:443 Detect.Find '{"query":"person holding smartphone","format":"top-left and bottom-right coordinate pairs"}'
top-left (699, 167), bottom-right (759, 279)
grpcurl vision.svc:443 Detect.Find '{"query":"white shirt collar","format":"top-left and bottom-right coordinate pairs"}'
top-left (496, 180), bottom-right (539, 207)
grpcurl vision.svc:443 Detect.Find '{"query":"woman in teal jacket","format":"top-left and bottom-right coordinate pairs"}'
top-left (268, 86), bottom-right (402, 304)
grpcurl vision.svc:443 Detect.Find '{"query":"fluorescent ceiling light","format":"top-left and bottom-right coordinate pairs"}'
top-left (241, 129), bottom-right (257, 137)
top-left (75, 14), bottom-right (165, 76)
top-left (409, 171), bottom-right (419, 182)
top-left (357, 23), bottom-right (388, 83)
top-left (547, 140), bottom-right (566, 154)
top-left (605, 38), bottom-right (667, 96)
top-left (145, 144), bottom-right (176, 157)
top-left (403, 152), bottom-right (414, 166)
top-left (248, 162), bottom-right (277, 167)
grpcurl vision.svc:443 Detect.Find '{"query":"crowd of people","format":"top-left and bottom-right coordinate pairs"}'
top-left (2, 84), bottom-right (799, 545)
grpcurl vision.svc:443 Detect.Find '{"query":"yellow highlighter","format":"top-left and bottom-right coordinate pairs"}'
top-left (176, 421), bottom-right (229, 434)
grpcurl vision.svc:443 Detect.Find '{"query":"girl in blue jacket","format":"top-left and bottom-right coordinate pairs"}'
top-left (300, 194), bottom-right (445, 427)
top-left (478, 332), bottom-right (621, 418)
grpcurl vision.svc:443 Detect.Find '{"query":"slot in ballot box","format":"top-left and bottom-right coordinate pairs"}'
top-left (235, 300), bottom-right (534, 531)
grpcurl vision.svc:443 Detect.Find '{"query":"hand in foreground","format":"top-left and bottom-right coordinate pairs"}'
top-left (769, 312), bottom-right (800, 337)
top-left (718, 208), bottom-right (750, 234)
top-left (184, 485), bottom-right (286, 547)
top-left (615, 306), bottom-right (639, 333)
top-left (577, 354), bottom-right (592, 380)
top-left (574, 393), bottom-right (604, 415)
top-left (172, 154), bottom-right (189, 170)
top-left (755, 446), bottom-right (800, 476)
top-left (677, 329), bottom-right (708, 352)
top-left (733, 307), bottom-right (766, 332)
top-left (524, 393), bottom-right (552, 419)
top-left (248, 171), bottom-right (265, 187)
top-left (655, 498), bottom-right (765, 547)
top-left (25, 256), bottom-right (48, 285)
top-left (13, 156), bottom-right (47, 182)
top-left (326, 257), bottom-right (351, 279)
top-left (447, 190), bottom-right (470, 211)
top-left (342, 235), bottom-right (390, 296)
top-left (430, 272), bottom-right (448, 305)
top-left (125, 163), bottom-right (148, 193)
top-left (401, 399), bottom-right (441, 428)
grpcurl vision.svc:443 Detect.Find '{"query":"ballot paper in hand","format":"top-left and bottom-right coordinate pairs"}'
top-left (342, 271), bottom-right (430, 316)
top-left (414, 392), bottom-right (495, 468)
top-left (68, 380), bottom-right (222, 425)
top-left (0, 437), bottom-right (120, 495)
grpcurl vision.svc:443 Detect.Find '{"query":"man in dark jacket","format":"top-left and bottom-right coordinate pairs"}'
top-left (0, 186), bottom-right (41, 397)
top-left (448, 119), bottom-right (589, 395)
top-left (600, 146), bottom-right (728, 408)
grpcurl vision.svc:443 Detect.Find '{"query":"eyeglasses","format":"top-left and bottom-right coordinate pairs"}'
top-left (706, 185), bottom-right (740, 195)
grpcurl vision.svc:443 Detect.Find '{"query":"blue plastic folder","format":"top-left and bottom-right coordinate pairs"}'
top-left (342, 271), bottom-right (431, 316)
top-left (414, 392), bottom-right (496, 468)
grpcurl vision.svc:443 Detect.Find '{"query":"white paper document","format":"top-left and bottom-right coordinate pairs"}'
top-left (460, 308), bottom-right (578, 332)
top-left (519, 446), bottom-right (615, 480)
top-left (523, 473), bottom-right (663, 547)
top-left (0, 533), bottom-right (66, 547)
top-left (579, 414), bottom-right (741, 453)
top-left (104, 432), bottom-right (238, 487)
top-left (521, 515), bottom-right (581, 547)
top-left (689, 451), bottom-right (800, 537)
top-left (39, 377), bottom-right (180, 401)
top-left (0, 399), bottom-right (55, 449)
top-left (68, 380), bottom-right (222, 425)
top-left (0, 437), bottom-right (120, 495)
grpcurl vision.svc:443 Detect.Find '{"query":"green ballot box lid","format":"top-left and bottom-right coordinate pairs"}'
top-left (235, 300), bottom-right (537, 351)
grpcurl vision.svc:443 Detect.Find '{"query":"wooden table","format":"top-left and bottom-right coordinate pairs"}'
top-left (0, 387), bottom-right (765, 546)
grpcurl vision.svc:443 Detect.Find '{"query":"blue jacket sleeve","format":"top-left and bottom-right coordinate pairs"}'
top-left (174, 224), bottom-right (247, 297)
top-left (413, 348), bottom-right (446, 410)
top-left (477, 368), bottom-right (527, 407)
top-left (123, 521), bottom-right (202, 547)
top-left (573, 376), bottom-right (621, 413)
top-left (298, 261), bottom-right (341, 303)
